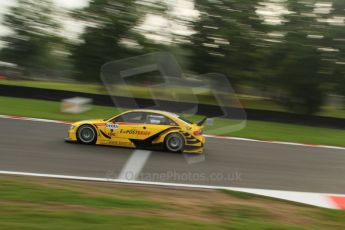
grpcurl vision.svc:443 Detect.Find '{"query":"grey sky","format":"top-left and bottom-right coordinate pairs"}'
top-left (0, 0), bottom-right (198, 44)
top-left (0, 0), bottom-right (89, 37)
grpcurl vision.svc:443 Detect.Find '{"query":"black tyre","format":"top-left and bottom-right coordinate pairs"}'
top-left (77, 125), bottom-right (97, 144)
top-left (165, 133), bottom-right (185, 153)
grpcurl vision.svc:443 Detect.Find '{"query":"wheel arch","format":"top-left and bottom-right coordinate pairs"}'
top-left (158, 128), bottom-right (186, 145)
top-left (76, 124), bottom-right (98, 144)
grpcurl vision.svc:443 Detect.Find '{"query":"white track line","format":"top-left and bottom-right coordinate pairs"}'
top-left (1, 114), bottom-right (345, 151)
top-left (0, 170), bottom-right (344, 209)
top-left (0, 114), bottom-right (71, 124)
top-left (118, 150), bottom-right (151, 180)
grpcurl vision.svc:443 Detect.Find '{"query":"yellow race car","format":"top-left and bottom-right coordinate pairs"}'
top-left (65, 109), bottom-right (206, 154)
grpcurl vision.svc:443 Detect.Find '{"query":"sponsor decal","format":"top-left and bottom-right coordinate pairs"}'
top-left (109, 140), bottom-right (133, 146)
top-left (106, 123), bottom-right (119, 129)
top-left (120, 129), bottom-right (151, 136)
top-left (137, 130), bottom-right (151, 135)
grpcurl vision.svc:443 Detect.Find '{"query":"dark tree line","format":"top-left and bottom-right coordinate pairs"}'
top-left (0, 0), bottom-right (344, 114)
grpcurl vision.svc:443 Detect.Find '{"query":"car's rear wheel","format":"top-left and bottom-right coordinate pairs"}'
top-left (165, 133), bottom-right (185, 153)
top-left (77, 125), bottom-right (97, 144)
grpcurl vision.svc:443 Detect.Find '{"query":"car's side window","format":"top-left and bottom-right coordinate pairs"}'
top-left (113, 112), bottom-right (144, 123)
top-left (144, 113), bottom-right (177, 126)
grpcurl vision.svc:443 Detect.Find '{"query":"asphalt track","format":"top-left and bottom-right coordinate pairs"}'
top-left (1, 117), bottom-right (345, 194)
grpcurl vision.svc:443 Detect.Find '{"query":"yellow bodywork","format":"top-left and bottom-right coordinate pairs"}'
top-left (67, 109), bottom-right (205, 154)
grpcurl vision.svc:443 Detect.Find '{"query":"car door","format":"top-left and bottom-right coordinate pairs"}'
top-left (134, 112), bottom-right (178, 141)
top-left (110, 111), bottom-right (145, 141)
top-left (98, 111), bottom-right (145, 147)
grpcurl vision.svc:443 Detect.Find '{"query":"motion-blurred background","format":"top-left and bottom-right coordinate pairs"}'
top-left (0, 0), bottom-right (344, 115)
top-left (1, 2), bottom-right (345, 228)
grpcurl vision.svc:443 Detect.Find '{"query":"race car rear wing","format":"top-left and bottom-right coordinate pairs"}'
top-left (197, 117), bottom-right (213, 126)
top-left (197, 117), bottom-right (207, 126)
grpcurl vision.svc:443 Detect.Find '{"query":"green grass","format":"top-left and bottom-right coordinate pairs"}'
top-left (0, 180), bottom-right (163, 209)
top-left (1, 79), bottom-right (344, 118)
top-left (0, 176), bottom-right (344, 230)
top-left (1, 96), bottom-right (345, 147)
top-left (318, 208), bottom-right (345, 223)
top-left (0, 96), bottom-right (124, 121)
top-left (207, 205), bottom-right (305, 230)
top-left (0, 206), bottom-right (219, 230)
top-left (204, 117), bottom-right (345, 147)
top-left (0, 178), bottom-right (219, 229)
top-left (208, 205), bottom-right (271, 220)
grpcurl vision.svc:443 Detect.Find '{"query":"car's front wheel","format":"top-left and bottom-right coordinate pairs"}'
top-left (165, 133), bottom-right (185, 153)
top-left (77, 125), bottom-right (97, 144)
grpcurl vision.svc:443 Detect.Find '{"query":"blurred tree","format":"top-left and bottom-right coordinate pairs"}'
top-left (0, 0), bottom-right (61, 77)
top-left (277, 44), bottom-right (326, 114)
top-left (2, 0), bottom-right (342, 114)
top-left (331, 0), bottom-right (345, 101)
top-left (184, 0), bottom-right (345, 114)
top-left (70, 0), bottom-right (168, 82)
top-left (184, 0), bottom-right (262, 86)
top-left (272, 0), bottom-right (342, 114)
